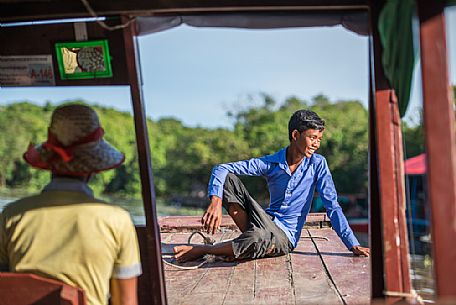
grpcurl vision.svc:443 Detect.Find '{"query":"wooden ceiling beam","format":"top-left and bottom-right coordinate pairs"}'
top-left (0, 0), bottom-right (367, 22)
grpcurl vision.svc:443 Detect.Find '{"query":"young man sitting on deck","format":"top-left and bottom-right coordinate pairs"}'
top-left (174, 109), bottom-right (370, 261)
top-left (0, 105), bottom-right (142, 305)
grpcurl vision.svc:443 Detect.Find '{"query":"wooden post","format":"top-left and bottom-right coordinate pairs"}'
top-left (368, 36), bottom-right (385, 299)
top-left (369, 1), bottom-right (412, 302)
top-left (417, 1), bottom-right (456, 300)
top-left (123, 18), bottom-right (168, 305)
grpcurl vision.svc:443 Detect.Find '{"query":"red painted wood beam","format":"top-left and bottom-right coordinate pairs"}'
top-left (374, 90), bottom-right (411, 303)
top-left (369, 0), bottom-right (412, 302)
top-left (417, 1), bottom-right (456, 300)
top-left (0, 273), bottom-right (87, 305)
top-left (390, 91), bottom-right (411, 300)
top-left (123, 19), bottom-right (168, 305)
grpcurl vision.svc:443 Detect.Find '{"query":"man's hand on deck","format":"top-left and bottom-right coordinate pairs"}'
top-left (202, 196), bottom-right (223, 234)
top-left (350, 245), bottom-right (370, 257)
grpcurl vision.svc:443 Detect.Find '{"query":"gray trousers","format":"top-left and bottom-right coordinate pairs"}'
top-left (222, 173), bottom-right (293, 259)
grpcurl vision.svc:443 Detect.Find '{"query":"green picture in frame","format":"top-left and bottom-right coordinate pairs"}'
top-left (55, 40), bottom-right (113, 80)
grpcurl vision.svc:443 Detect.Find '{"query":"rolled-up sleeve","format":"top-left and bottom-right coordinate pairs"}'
top-left (112, 212), bottom-right (142, 279)
top-left (208, 157), bottom-right (270, 199)
top-left (315, 157), bottom-right (360, 250)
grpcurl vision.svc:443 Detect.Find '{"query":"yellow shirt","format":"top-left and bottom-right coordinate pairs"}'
top-left (0, 188), bottom-right (141, 305)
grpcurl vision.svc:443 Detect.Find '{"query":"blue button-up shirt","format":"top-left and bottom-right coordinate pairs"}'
top-left (208, 147), bottom-right (359, 250)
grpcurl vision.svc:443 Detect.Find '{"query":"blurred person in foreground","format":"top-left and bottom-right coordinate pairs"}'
top-left (0, 104), bottom-right (141, 305)
top-left (174, 109), bottom-right (370, 261)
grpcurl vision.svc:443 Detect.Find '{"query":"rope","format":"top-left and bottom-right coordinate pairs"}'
top-left (162, 231), bottom-right (220, 270)
top-left (188, 231), bottom-right (216, 245)
top-left (162, 254), bottom-right (216, 270)
top-left (383, 290), bottom-right (424, 305)
top-left (79, 0), bottom-right (135, 31)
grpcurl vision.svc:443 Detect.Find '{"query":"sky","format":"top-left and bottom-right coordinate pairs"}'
top-left (1, 8), bottom-right (455, 129)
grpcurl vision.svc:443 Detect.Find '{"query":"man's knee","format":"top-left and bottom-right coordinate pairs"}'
top-left (224, 173), bottom-right (246, 193)
top-left (224, 173), bottom-right (238, 186)
top-left (222, 173), bottom-right (249, 215)
top-left (223, 173), bottom-right (242, 197)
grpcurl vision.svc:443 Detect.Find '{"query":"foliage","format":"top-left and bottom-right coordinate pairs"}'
top-left (310, 99), bottom-right (368, 193)
top-left (1, 92), bottom-right (435, 203)
top-left (232, 95), bottom-right (368, 193)
top-left (0, 102), bottom-right (51, 189)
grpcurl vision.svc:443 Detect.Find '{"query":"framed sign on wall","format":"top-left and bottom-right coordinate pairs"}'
top-left (55, 39), bottom-right (113, 80)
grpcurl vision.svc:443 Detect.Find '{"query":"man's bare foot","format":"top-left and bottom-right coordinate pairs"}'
top-left (173, 245), bottom-right (206, 262)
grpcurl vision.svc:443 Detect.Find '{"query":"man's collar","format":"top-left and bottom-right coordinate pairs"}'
top-left (278, 147), bottom-right (288, 171)
top-left (263, 147), bottom-right (288, 171)
top-left (42, 177), bottom-right (94, 197)
top-left (265, 147), bottom-right (313, 173)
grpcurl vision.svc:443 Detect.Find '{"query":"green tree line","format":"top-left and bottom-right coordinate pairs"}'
top-left (1, 91), bottom-right (448, 203)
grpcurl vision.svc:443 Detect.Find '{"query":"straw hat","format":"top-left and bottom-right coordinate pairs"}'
top-left (23, 104), bottom-right (125, 176)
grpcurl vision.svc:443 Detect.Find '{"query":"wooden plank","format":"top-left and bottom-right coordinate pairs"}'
top-left (135, 226), bottom-right (155, 305)
top-left (161, 227), bottom-right (371, 305)
top-left (371, 90), bottom-right (409, 303)
top-left (222, 259), bottom-right (256, 305)
top-left (306, 212), bottom-right (328, 222)
top-left (0, 1), bottom-right (368, 22)
top-left (254, 255), bottom-right (294, 305)
top-left (366, 3), bottom-right (384, 295)
top-left (159, 216), bottom-right (237, 233)
top-left (159, 214), bottom-right (329, 232)
top-left (183, 231), bottom-right (238, 305)
top-left (123, 20), bottom-right (167, 305)
top-left (163, 231), bottom-right (215, 270)
top-left (417, 1), bottom-right (456, 299)
top-left (305, 212), bottom-right (331, 228)
top-left (369, 0), bottom-right (412, 301)
top-left (0, 272), bottom-right (87, 305)
top-left (388, 91), bottom-right (411, 300)
top-left (163, 231), bottom-right (239, 305)
top-left (309, 228), bottom-right (369, 305)
top-left (185, 271), bottom-right (235, 298)
top-left (291, 229), bottom-right (343, 305)
top-left (164, 232), bottom-right (212, 305)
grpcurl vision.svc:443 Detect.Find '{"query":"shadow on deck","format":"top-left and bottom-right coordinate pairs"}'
top-left (156, 213), bottom-right (370, 305)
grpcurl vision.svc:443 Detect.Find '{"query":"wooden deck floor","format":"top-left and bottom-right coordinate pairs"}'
top-left (159, 215), bottom-right (370, 305)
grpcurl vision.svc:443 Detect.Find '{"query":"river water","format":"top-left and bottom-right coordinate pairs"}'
top-left (0, 197), bottom-right (147, 225)
top-left (0, 195), bottom-right (205, 226)
top-left (0, 198), bottom-right (14, 210)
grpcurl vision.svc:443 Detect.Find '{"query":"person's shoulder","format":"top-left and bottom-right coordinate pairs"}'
top-left (1, 193), bottom-right (45, 218)
top-left (91, 199), bottom-right (130, 215)
top-left (311, 153), bottom-right (326, 163)
top-left (261, 147), bottom-right (286, 164)
top-left (310, 153), bottom-right (328, 168)
top-left (91, 200), bottom-right (134, 222)
top-left (74, 200), bottom-right (135, 231)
